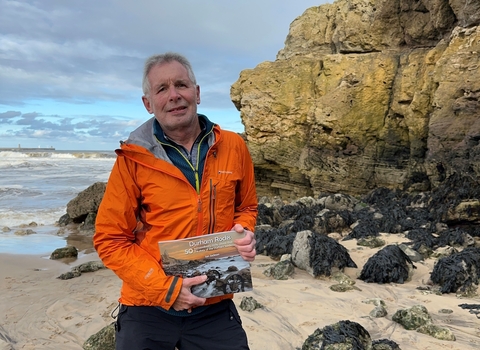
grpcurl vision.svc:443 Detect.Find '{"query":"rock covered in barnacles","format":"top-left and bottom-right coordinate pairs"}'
top-left (57, 261), bottom-right (105, 280)
top-left (239, 296), bottom-right (263, 312)
top-left (302, 320), bottom-right (371, 350)
top-left (357, 237), bottom-right (385, 249)
top-left (392, 305), bottom-right (432, 330)
top-left (392, 305), bottom-right (455, 341)
top-left (363, 298), bottom-right (388, 318)
top-left (263, 259), bottom-right (295, 280)
top-left (372, 339), bottom-right (401, 349)
top-left (83, 322), bottom-right (115, 350)
top-left (417, 324), bottom-right (456, 341)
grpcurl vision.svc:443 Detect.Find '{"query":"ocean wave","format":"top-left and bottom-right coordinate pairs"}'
top-left (0, 150), bottom-right (116, 159)
top-left (0, 151), bottom-right (29, 158)
top-left (0, 186), bottom-right (42, 199)
top-left (0, 207), bottom-right (66, 228)
top-left (0, 159), bottom-right (58, 169)
top-left (51, 151), bottom-right (116, 159)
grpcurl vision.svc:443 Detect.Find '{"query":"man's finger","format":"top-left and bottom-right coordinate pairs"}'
top-left (183, 274), bottom-right (208, 288)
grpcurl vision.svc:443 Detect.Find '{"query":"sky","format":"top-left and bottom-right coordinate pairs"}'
top-left (0, 0), bottom-right (329, 151)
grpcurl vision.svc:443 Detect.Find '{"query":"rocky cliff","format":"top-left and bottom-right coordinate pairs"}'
top-left (231, 0), bottom-right (480, 199)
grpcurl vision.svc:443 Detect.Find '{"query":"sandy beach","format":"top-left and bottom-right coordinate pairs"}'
top-left (1, 234), bottom-right (479, 350)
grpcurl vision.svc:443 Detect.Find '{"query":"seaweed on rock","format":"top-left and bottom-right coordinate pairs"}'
top-left (359, 245), bottom-right (416, 284)
top-left (430, 173), bottom-right (480, 207)
top-left (430, 247), bottom-right (480, 294)
top-left (309, 233), bottom-right (357, 277)
top-left (405, 228), bottom-right (437, 251)
top-left (255, 226), bottom-right (295, 259)
top-left (360, 187), bottom-right (433, 234)
top-left (302, 320), bottom-right (371, 350)
top-left (256, 204), bottom-right (281, 227)
top-left (315, 209), bottom-right (354, 235)
top-left (343, 218), bottom-right (381, 241)
top-left (287, 215), bottom-right (316, 233)
top-left (436, 227), bottom-right (474, 248)
top-left (458, 304), bottom-right (480, 318)
top-left (428, 173), bottom-right (480, 227)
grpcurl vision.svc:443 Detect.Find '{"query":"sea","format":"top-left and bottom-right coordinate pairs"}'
top-left (0, 149), bottom-right (116, 255)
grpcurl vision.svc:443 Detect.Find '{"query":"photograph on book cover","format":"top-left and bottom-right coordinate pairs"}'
top-left (158, 231), bottom-right (253, 298)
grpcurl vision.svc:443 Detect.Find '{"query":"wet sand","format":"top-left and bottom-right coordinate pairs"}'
top-left (0, 234), bottom-right (479, 349)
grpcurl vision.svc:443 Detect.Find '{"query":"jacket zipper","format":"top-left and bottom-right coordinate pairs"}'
top-left (153, 127), bottom-right (215, 236)
top-left (208, 179), bottom-right (217, 234)
top-left (196, 197), bottom-right (203, 236)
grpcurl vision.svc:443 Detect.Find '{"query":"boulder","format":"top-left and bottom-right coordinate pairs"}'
top-left (83, 322), bottom-right (115, 350)
top-left (231, 0), bottom-right (480, 199)
top-left (359, 245), bottom-right (416, 284)
top-left (263, 259), bottom-right (295, 280)
top-left (392, 305), bottom-right (455, 341)
top-left (430, 247), bottom-right (480, 295)
top-left (57, 261), bottom-right (106, 280)
top-left (392, 304), bottom-right (432, 330)
top-left (302, 320), bottom-right (372, 350)
top-left (292, 230), bottom-right (357, 277)
top-left (239, 296), bottom-right (263, 312)
top-left (50, 246), bottom-right (78, 260)
top-left (66, 182), bottom-right (106, 223)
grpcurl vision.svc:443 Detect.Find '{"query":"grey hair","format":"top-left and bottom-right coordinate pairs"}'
top-left (142, 52), bottom-right (197, 96)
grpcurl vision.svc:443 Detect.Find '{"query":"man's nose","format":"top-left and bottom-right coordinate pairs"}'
top-left (168, 85), bottom-right (181, 100)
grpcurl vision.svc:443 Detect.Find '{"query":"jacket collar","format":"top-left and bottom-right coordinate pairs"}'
top-left (153, 114), bottom-right (214, 144)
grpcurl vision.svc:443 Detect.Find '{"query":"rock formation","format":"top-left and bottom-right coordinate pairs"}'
top-left (231, 0), bottom-right (480, 199)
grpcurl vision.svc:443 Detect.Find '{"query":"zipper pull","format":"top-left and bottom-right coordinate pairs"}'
top-left (197, 198), bottom-right (202, 212)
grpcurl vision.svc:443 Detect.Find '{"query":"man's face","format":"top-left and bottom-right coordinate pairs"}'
top-left (142, 61), bottom-right (200, 132)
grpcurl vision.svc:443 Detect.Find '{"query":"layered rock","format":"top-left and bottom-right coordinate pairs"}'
top-left (231, 0), bottom-right (480, 199)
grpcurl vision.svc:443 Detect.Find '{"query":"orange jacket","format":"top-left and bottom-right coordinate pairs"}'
top-left (94, 118), bottom-right (258, 310)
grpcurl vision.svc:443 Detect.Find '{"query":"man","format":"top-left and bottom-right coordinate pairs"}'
top-left (94, 52), bottom-right (258, 350)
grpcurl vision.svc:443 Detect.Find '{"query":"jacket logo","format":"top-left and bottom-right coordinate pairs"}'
top-left (218, 170), bottom-right (233, 174)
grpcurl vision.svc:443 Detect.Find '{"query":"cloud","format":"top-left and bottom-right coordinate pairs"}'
top-left (0, 110), bottom-right (139, 142)
top-left (0, 110), bottom-right (21, 122)
top-left (1, 0), bottom-right (325, 103)
top-left (0, 0), bottom-right (328, 149)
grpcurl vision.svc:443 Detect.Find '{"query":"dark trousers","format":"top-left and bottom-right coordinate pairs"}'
top-left (115, 300), bottom-right (250, 350)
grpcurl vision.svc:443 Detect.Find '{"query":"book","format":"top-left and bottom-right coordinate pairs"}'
top-left (158, 231), bottom-right (253, 298)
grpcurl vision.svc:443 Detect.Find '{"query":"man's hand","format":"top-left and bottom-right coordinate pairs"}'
top-left (172, 275), bottom-right (207, 312)
top-left (232, 223), bottom-right (256, 262)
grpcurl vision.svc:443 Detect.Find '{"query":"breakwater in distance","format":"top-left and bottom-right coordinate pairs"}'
top-left (0, 146), bottom-right (55, 152)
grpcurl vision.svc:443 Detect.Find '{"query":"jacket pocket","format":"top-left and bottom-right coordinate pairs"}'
top-left (115, 304), bottom-right (129, 332)
top-left (207, 177), bottom-right (236, 232)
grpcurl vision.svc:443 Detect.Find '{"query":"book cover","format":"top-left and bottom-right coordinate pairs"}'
top-left (158, 231), bottom-right (253, 298)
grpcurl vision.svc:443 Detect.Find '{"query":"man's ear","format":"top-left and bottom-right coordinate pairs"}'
top-left (142, 95), bottom-right (153, 114)
top-left (196, 85), bottom-right (201, 105)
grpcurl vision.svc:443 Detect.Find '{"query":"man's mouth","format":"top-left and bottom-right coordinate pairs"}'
top-left (168, 106), bottom-right (187, 112)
